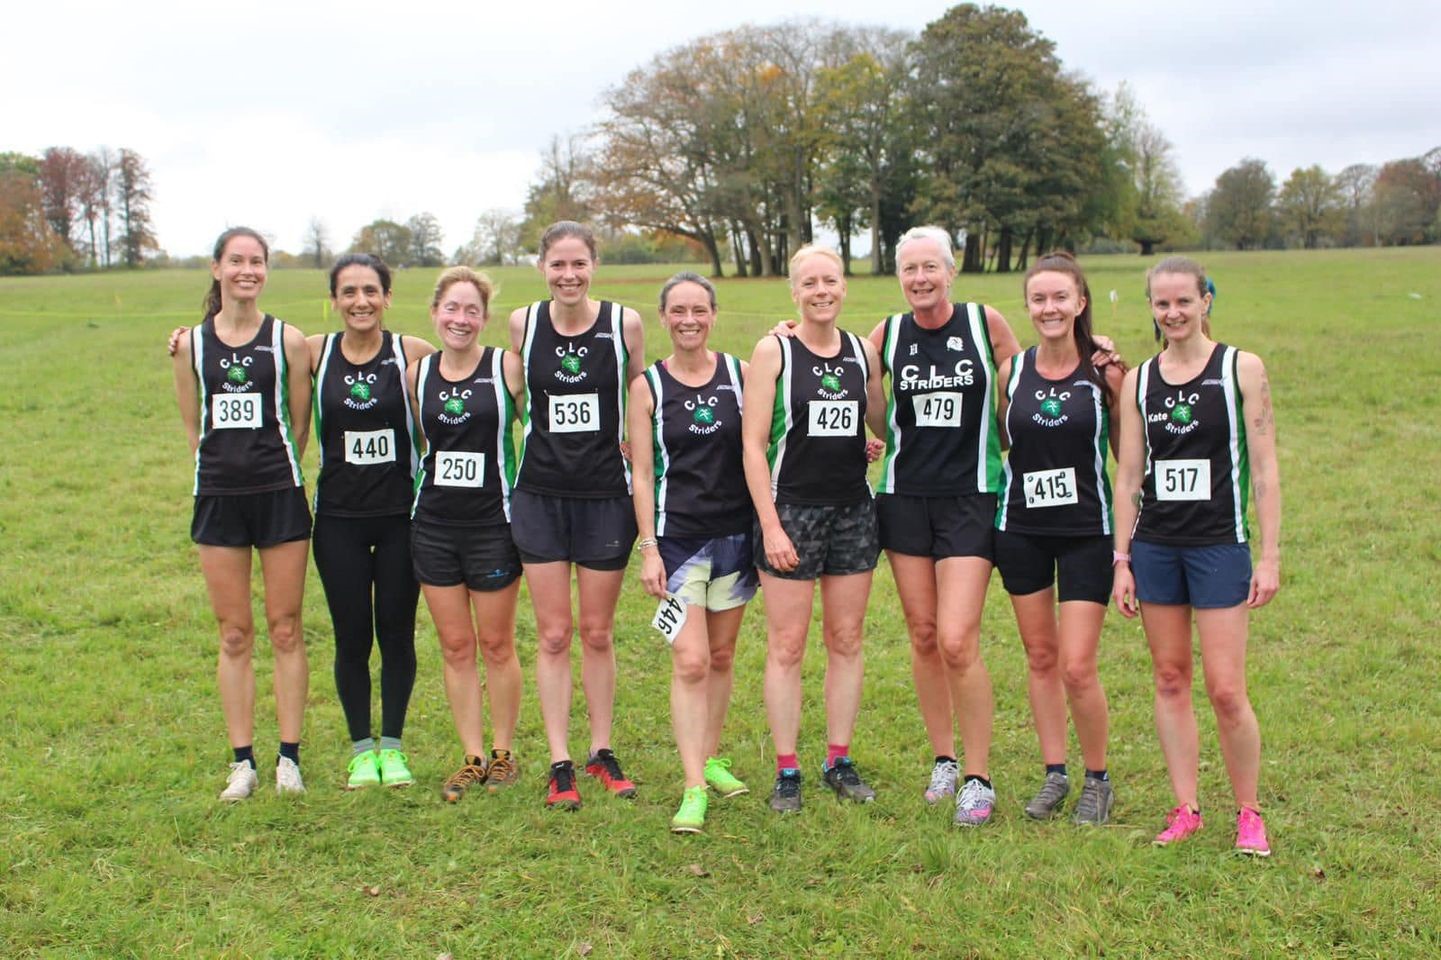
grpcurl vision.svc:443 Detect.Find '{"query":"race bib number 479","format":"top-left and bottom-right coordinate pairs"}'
top-left (1155, 459), bottom-right (1210, 501)
top-left (550, 393), bottom-right (600, 433)
top-left (912, 391), bottom-right (962, 428)
top-left (212, 393), bottom-right (261, 429)
top-left (807, 400), bottom-right (858, 437)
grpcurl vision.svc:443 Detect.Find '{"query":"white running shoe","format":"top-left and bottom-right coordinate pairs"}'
top-left (925, 759), bottom-right (960, 805)
top-left (220, 761), bottom-right (258, 803)
top-left (275, 756), bottom-right (306, 795)
top-left (953, 777), bottom-right (996, 827)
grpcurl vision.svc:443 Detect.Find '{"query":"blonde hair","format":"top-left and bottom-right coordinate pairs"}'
top-left (788, 244), bottom-right (844, 285)
top-left (1146, 256), bottom-right (1212, 342)
top-left (895, 226), bottom-right (956, 273)
top-left (431, 265), bottom-right (495, 314)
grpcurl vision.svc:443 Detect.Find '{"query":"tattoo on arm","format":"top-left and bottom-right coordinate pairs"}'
top-left (1252, 369), bottom-right (1274, 437)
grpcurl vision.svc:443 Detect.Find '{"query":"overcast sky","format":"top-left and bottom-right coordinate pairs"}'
top-left (5, 0), bottom-right (1438, 257)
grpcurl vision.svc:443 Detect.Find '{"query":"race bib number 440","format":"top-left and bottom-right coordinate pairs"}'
top-left (808, 400), bottom-right (858, 437)
top-left (435, 451), bottom-right (484, 488)
top-left (1023, 467), bottom-right (1078, 508)
top-left (1155, 459), bottom-right (1211, 501)
top-left (549, 393), bottom-right (599, 433)
top-left (211, 393), bottom-right (261, 429)
top-left (344, 429), bottom-right (395, 466)
top-left (913, 391), bottom-right (963, 428)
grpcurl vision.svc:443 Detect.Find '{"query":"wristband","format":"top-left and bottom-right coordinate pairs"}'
top-left (1112, 550), bottom-right (1131, 566)
top-left (636, 538), bottom-right (659, 552)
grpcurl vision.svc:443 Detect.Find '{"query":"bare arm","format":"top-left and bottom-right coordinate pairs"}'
top-left (995, 356), bottom-right (1013, 452)
top-left (984, 305), bottom-right (1021, 368)
top-left (405, 359), bottom-right (424, 449)
top-left (282, 324), bottom-right (312, 459)
top-left (862, 336), bottom-right (887, 440)
top-left (627, 376), bottom-right (665, 598)
top-left (507, 305), bottom-right (527, 353)
top-left (1239, 351), bottom-right (1281, 608)
top-left (500, 349), bottom-right (525, 407)
top-left (742, 336), bottom-right (797, 572)
top-left (173, 331), bottom-right (201, 455)
top-left (621, 306), bottom-right (646, 384)
top-left (1103, 361), bottom-right (1127, 459)
top-left (401, 334), bottom-right (437, 364)
top-left (306, 333), bottom-right (325, 374)
top-left (1110, 367), bottom-right (1144, 618)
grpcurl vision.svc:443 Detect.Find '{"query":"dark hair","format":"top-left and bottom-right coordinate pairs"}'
top-left (1146, 255), bottom-right (1213, 344)
top-left (1023, 250), bottom-right (1123, 406)
top-left (329, 252), bottom-right (393, 297)
top-left (658, 271), bottom-right (717, 313)
top-left (539, 220), bottom-right (598, 261)
top-left (202, 226), bottom-right (269, 320)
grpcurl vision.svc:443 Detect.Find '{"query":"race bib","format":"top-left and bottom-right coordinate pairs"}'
top-left (344, 429), bottom-right (395, 466)
top-left (1155, 459), bottom-right (1210, 501)
top-left (550, 393), bottom-right (599, 433)
top-left (435, 451), bottom-right (484, 488)
top-left (651, 594), bottom-right (688, 645)
top-left (912, 391), bottom-right (963, 428)
top-left (211, 393), bottom-right (261, 429)
top-left (1023, 467), bottom-right (1078, 508)
top-left (807, 400), bottom-right (858, 437)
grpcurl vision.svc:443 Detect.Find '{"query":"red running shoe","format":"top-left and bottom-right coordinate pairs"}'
top-left (546, 760), bottom-right (582, 811)
top-left (584, 748), bottom-right (637, 798)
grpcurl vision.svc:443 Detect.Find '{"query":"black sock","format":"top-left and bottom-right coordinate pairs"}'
top-left (1085, 768), bottom-right (1109, 781)
top-left (1045, 763), bottom-right (1068, 777)
top-left (278, 741), bottom-right (300, 765)
top-left (233, 746), bottom-right (255, 769)
top-left (963, 774), bottom-right (993, 790)
top-left (934, 755), bottom-right (956, 765)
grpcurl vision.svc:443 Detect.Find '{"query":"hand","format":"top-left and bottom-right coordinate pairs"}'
top-left (1111, 564), bottom-right (1139, 618)
top-left (639, 548), bottom-right (666, 599)
top-left (1091, 333), bottom-right (1121, 369)
top-left (1246, 557), bottom-right (1280, 609)
top-left (768, 318), bottom-right (799, 338)
top-left (619, 440), bottom-right (631, 463)
top-left (763, 524), bottom-right (799, 573)
top-left (865, 438), bottom-right (885, 463)
top-left (166, 326), bottom-right (189, 357)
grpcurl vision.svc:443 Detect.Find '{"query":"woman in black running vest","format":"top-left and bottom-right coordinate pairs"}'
top-left (629, 272), bottom-right (757, 834)
top-left (172, 226), bottom-right (313, 802)
top-left (1111, 256), bottom-right (1281, 856)
top-left (995, 252), bottom-right (1125, 826)
top-left (743, 245), bottom-right (886, 815)
top-left (507, 222), bottom-right (645, 810)
top-left (409, 267), bottom-right (526, 803)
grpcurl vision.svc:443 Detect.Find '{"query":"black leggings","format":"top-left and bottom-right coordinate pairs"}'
top-left (312, 513), bottom-right (420, 742)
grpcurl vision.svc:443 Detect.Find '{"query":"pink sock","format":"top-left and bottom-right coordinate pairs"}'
top-left (776, 753), bottom-right (799, 773)
top-left (826, 743), bottom-right (849, 768)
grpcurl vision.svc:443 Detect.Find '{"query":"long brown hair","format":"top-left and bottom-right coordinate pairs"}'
top-left (202, 226), bottom-right (269, 320)
top-left (1023, 251), bottom-right (1123, 405)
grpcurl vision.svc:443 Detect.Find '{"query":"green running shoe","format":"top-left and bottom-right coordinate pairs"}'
top-left (703, 756), bottom-right (749, 798)
top-left (346, 750), bottom-right (382, 790)
top-left (378, 748), bottom-right (414, 788)
top-left (671, 785), bottom-right (708, 834)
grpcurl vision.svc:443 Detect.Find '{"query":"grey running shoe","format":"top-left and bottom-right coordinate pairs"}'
top-left (953, 777), bottom-right (996, 827)
top-left (1024, 772), bottom-right (1070, 820)
top-left (769, 770), bottom-right (803, 814)
top-left (821, 757), bottom-right (876, 803)
top-left (924, 759), bottom-right (960, 805)
top-left (1071, 776), bottom-right (1115, 826)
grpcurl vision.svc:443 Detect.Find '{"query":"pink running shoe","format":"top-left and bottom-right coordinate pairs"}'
top-left (1153, 804), bottom-right (1204, 846)
top-left (1235, 807), bottom-right (1271, 857)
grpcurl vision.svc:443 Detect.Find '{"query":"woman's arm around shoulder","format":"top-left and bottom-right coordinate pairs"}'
top-left (1103, 360), bottom-right (1127, 458)
top-left (995, 355), bottom-right (1014, 451)
top-left (172, 329), bottom-right (201, 455)
top-left (621, 305), bottom-right (646, 383)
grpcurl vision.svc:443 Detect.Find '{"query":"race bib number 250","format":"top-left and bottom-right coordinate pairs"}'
top-left (435, 451), bottom-right (484, 488)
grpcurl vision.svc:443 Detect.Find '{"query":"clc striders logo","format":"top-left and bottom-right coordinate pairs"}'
top-left (685, 393), bottom-right (721, 434)
top-left (219, 353), bottom-right (254, 392)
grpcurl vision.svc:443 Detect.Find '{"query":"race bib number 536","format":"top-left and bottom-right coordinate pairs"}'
top-left (550, 393), bottom-right (599, 433)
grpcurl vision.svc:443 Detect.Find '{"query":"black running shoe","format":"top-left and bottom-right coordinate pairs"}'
top-left (821, 757), bottom-right (876, 803)
top-left (769, 769), bottom-right (803, 814)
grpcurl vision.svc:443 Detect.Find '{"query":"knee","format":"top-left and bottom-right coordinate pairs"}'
top-left (673, 650), bottom-right (710, 686)
top-left (437, 630), bottom-right (477, 666)
top-left (767, 636), bottom-right (806, 671)
top-left (1153, 664), bottom-right (1191, 700)
top-left (1024, 642), bottom-right (1058, 675)
top-left (267, 614), bottom-right (303, 655)
top-left (825, 624), bottom-right (863, 660)
top-left (1207, 684), bottom-right (1250, 725)
top-left (535, 624), bottom-right (573, 657)
top-left (218, 623), bottom-right (254, 660)
top-left (477, 630), bottom-right (517, 666)
top-left (1060, 658), bottom-right (1098, 695)
top-left (708, 643), bottom-right (735, 674)
top-left (577, 622), bottom-right (614, 654)
top-left (937, 632), bottom-right (980, 673)
top-left (907, 621), bottom-right (939, 657)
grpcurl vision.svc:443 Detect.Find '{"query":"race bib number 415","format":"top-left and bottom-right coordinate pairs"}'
top-left (1155, 459), bottom-right (1210, 501)
top-left (550, 393), bottom-right (599, 433)
top-left (212, 393), bottom-right (261, 429)
top-left (435, 451), bottom-right (484, 488)
top-left (808, 400), bottom-right (858, 437)
top-left (1023, 467), bottom-right (1078, 508)
top-left (913, 391), bottom-right (962, 428)
top-left (344, 429), bottom-right (395, 466)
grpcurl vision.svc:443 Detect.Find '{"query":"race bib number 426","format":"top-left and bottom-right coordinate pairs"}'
top-left (912, 391), bottom-right (962, 428)
top-left (1155, 459), bottom-right (1211, 501)
top-left (808, 400), bottom-right (858, 437)
top-left (435, 451), bottom-right (484, 488)
top-left (344, 429), bottom-right (395, 466)
top-left (212, 393), bottom-right (261, 429)
top-left (1023, 467), bottom-right (1078, 508)
top-left (549, 393), bottom-right (599, 433)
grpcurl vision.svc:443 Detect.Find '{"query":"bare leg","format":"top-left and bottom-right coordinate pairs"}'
top-left (199, 545), bottom-right (256, 749)
top-left (1143, 603), bottom-right (1200, 809)
top-left (888, 551), bottom-right (955, 759)
top-left (702, 606), bottom-right (746, 758)
top-left (1196, 604), bottom-right (1261, 809)
top-left (576, 564), bottom-right (626, 757)
top-left (670, 608), bottom-right (711, 788)
top-left (934, 557), bottom-right (994, 779)
top-left (760, 572), bottom-right (816, 759)
top-left (422, 582), bottom-right (485, 757)
top-left (819, 571), bottom-right (875, 748)
top-left (1010, 587), bottom-right (1066, 765)
top-left (473, 580), bottom-right (522, 753)
top-left (1057, 600), bottom-right (1109, 772)
top-left (524, 561), bottom-right (575, 763)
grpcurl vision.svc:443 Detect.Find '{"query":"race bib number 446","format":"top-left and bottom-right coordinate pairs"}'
top-left (550, 393), bottom-right (599, 433)
top-left (1023, 467), bottom-right (1078, 508)
top-left (651, 594), bottom-right (688, 644)
top-left (913, 391), bottom-right (962, 428)
top-left (344, 429), bottom-right (395, 466)
top-left (808, 400), bottom-right (858, 437)
top-left (435, 451), bottom-right (484, 488)
top-left (1155, 459), bottom-right (1211, 501)
top-left (212, 393), bottom-right (261, 429)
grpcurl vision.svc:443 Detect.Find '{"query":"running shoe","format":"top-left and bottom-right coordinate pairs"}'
top-left (670, 785), bottom-right (709, 834)
top-left (953, 778), bottom-right (996, 827)
top-left (585, 748), bottom-right (637, 798)
top-left (276, 756), bottom-right (305, 795)
top-left (769, 769), bottom-right (803, 814)
top-left (441, 759), bottom-right (488, 803)
top-left (377, 748), bottom-right (414, 788)
top-left (821, 757), bottom-right (876, 803)
top-left (1071, 776), bottom-right (1115, 826)
top-left (924, 758), bottom-right (960, 805)
top-left (1024, 772), bottom-right (1070, 820)
top-left (546, 760), bottom-right (582, 810)
top-left (703, 756), bottom-right (749, 798)
top-left (1153, 805), bottom-right (1204, 846)
top-left (1235, 807), bottom-right (1271, 857)
top-left (219, 761), bottom-right (258, 803)
top-left (486, 750), bottom-right (519, 792)
top-left (346, 750), bottom-right (382, 790)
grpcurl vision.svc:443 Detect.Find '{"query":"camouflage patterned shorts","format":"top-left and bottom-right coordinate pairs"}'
top-left (755, 499), bottom-right (879, 580)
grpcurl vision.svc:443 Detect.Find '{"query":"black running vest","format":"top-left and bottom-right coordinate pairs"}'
top-left (765, 332), bottom-right (870, 506)
top-left (997, 348), bottom-right (1113, 536)
top-left (190, 314), bottom-right (304, 496)
top-left (643, 353), bottom-right (750, 537)
top-left (412, 348), bottom-right (515, 526)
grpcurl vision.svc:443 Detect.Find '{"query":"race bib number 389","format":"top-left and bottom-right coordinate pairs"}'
top-left (1155, 459), bottom-right (1211, 501)
top-left (549, 393), bottom-right (600, 433)
top-left (211, 393), bottom-right (261, 429)
top-left (435, 451), bottom-right (484, 488)
top-left (807, 400), bottom-right (858, 437)
top-left (344, 429), bottom-right (395, 466)
top-left (912, 391), bottom-right (963, 428)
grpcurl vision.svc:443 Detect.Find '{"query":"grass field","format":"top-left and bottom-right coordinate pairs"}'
top-left (1, 248), bottom-right (1439, 958)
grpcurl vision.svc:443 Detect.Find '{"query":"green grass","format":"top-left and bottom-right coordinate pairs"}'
top-left (2, 249), bottom-right (1439, 958)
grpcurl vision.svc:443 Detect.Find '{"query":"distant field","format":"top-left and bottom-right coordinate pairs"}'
top-left (1, 248), bottom-right (1439, 957)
